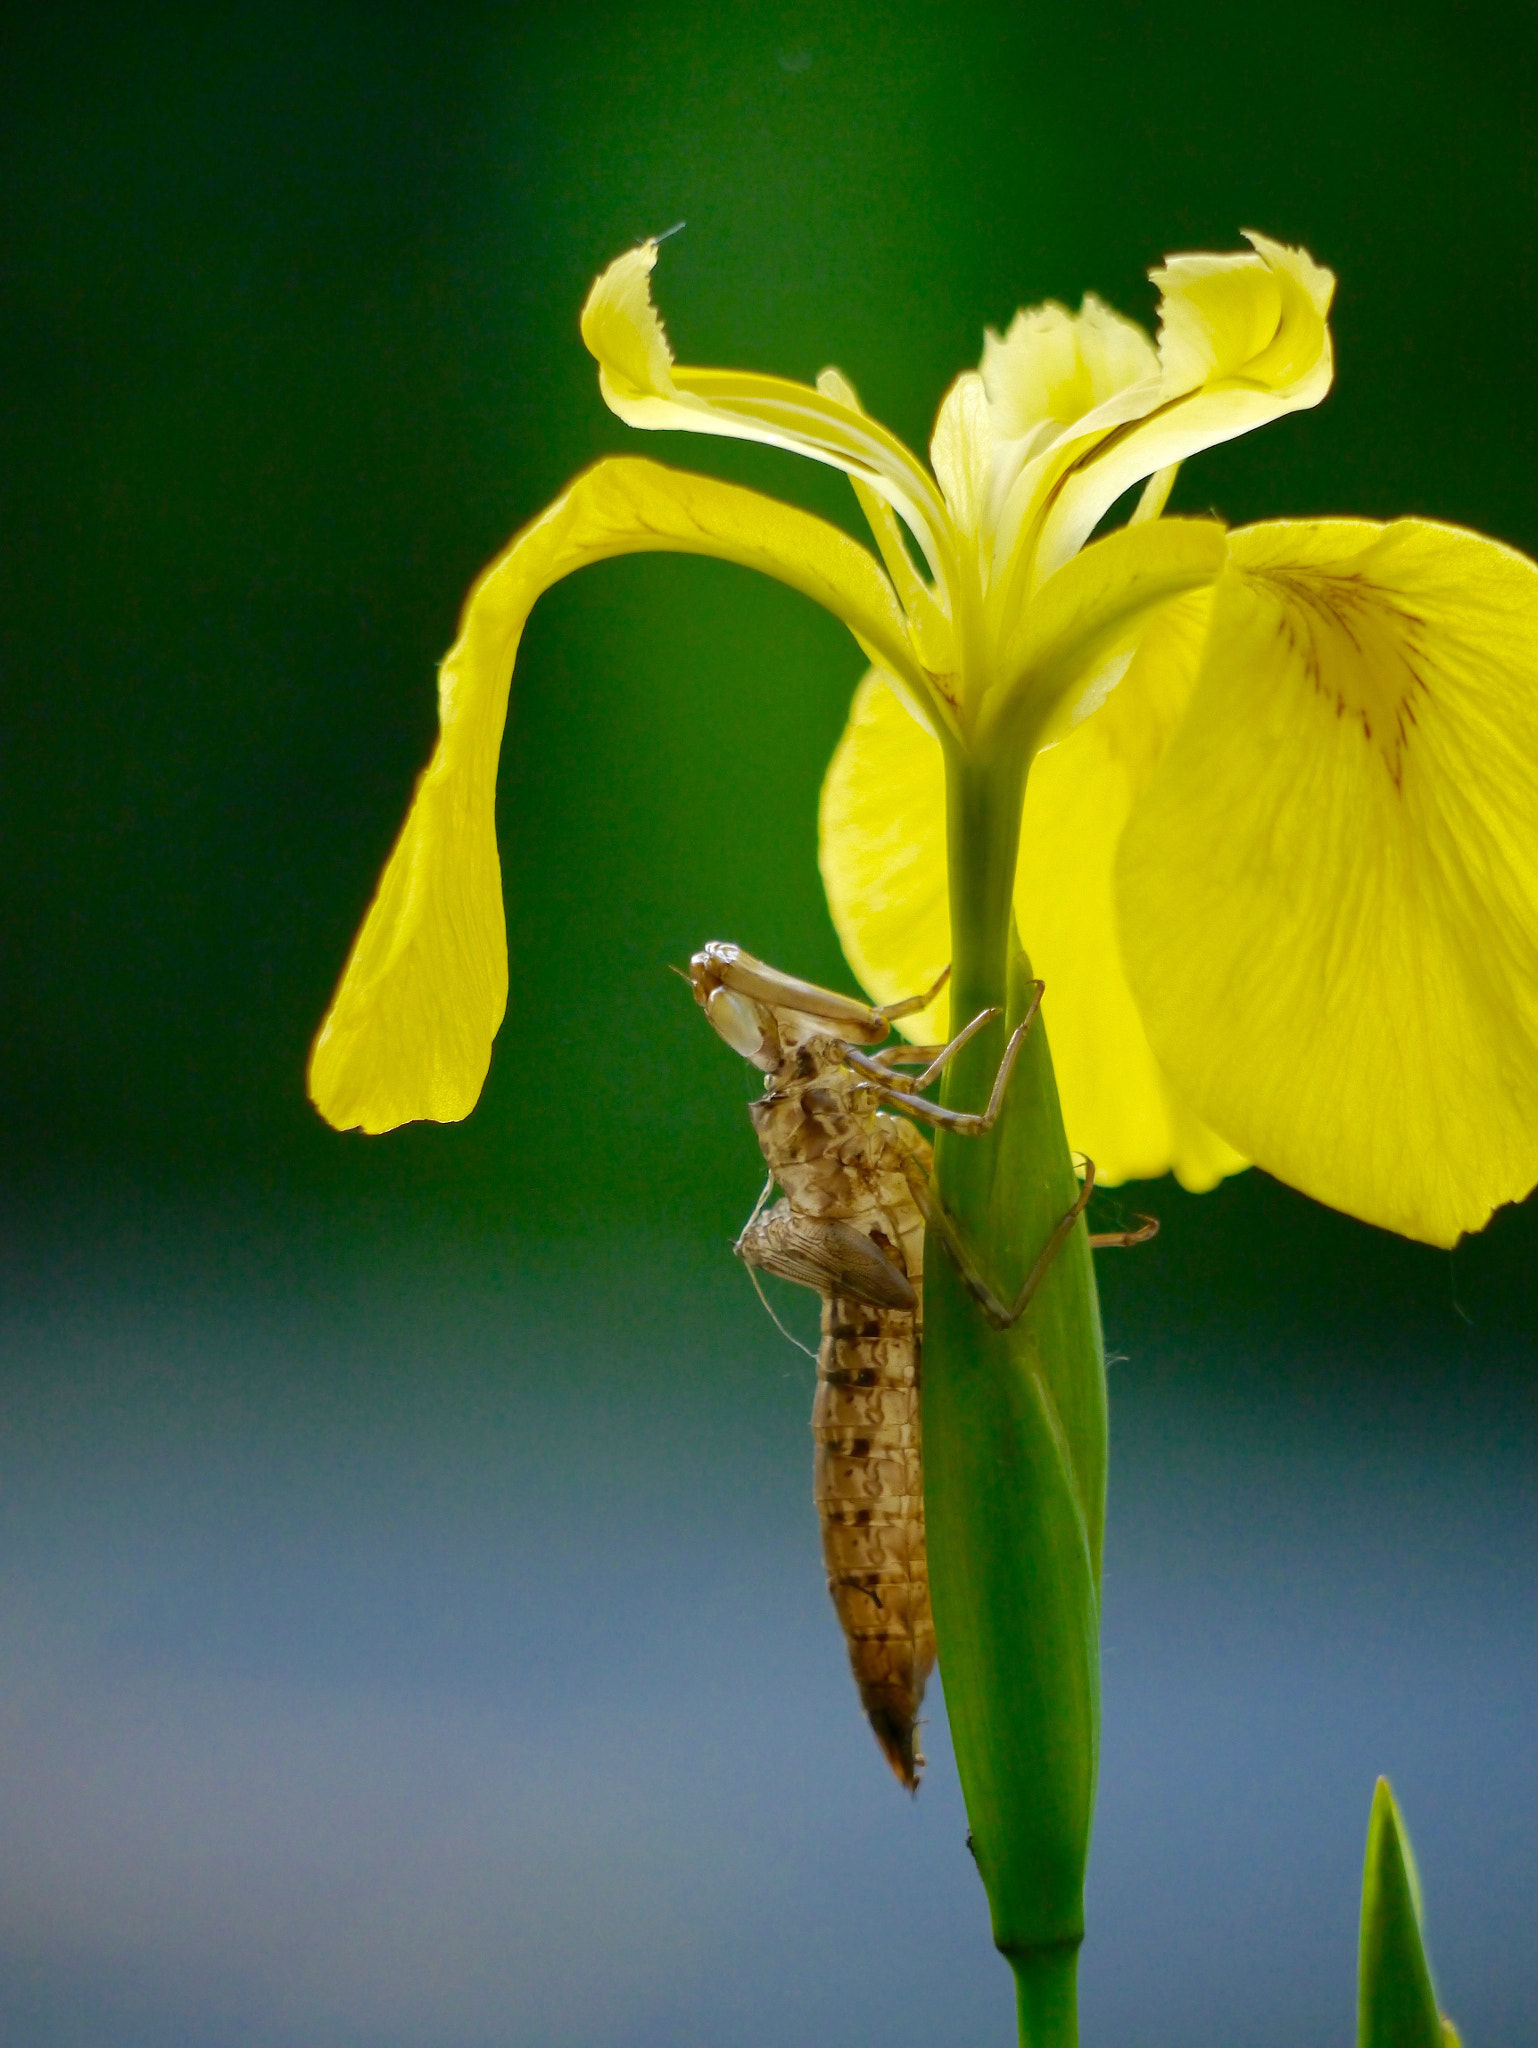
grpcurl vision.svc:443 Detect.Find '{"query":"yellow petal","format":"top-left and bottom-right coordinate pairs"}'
top-left (1115, 517), bottom-right (1538, 1245)
top-left (1017, 600), bottom-right (1250, 1191)
top-left (580, 241), bottom-right (957, 596)
top-left (1155, 231), bottom-right (1334, 401)
top-left (980, 298), bottom-right (1163, 608)
top-left (576, 242), bottom-right (677, 402)
top-left (1131, 464), bottom-right (1180, 526)
top-left (310, 457), bottom-right (915, 1132)
top-left (980, 296), bottom-right (1160, 468)
top-left (987, 516), bottom-right (1228, 745)
top-left (817, 365), bottom-right (960, 703)
top-left (929, 370), bottom-right (993, 542)
top-left (1032, 234), bottom-right (1335, 583)
top-left (819, 648), bottom-right (1246, 1188)
top-left (819, 671), bottom-right (953, 1047)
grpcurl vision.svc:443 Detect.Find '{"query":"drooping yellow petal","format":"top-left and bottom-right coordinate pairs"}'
top-left (1016, 598), bottom-right (1250, 1191)
top-left (309, 457), bottom-right (916, 1132)
top-left (1115, 517), bottom-right (1538, 1245)
top-left (819, 645), bottom-right (1246, 1189)
top-left (581, 242), bottom-right (957, 595)
top-left (1031, 234), bottom-right (1335, 584)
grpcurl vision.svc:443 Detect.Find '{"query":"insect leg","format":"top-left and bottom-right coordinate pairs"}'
top-left (852, 998), bottom-right (1015, 1088)
top-left (1088, 1215), bottom-right (1160, 1249)
top-left (851, 981), bottom-right (1045, 1134)
top-left (866, 1042), bottom-right (950, 1068)
top-left (907, 992), bottom-right (1032, 1092)
top-left (874, 964), bottom-right (951, 1026)
top-left (901, 1155), bottom-right (1096, 1330)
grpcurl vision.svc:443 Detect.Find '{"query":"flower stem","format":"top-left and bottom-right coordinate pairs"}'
top-left (923, 751), bottom-right (1107, 2048)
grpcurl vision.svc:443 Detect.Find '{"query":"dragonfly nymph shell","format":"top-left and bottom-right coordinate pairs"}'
top-left (691, 941), bottom-right (1153, 1787)
top-left (736, 1192), bottom-right (935, 1791)
top-left (692, 938), bottom-right (940, 1791)
top-left (811, 1277), bottom-right (935, 1789)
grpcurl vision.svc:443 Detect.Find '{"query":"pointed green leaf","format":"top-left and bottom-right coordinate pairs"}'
top-left (1359, 1779), bottom-right (1445, 2048)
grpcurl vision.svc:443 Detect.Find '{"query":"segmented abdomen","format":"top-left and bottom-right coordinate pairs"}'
top-left (812, 1287), bottom-right (935, 1791)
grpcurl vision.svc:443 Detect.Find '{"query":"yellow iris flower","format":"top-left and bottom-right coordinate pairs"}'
top-left (310, 234), bottom-right (1538, 1249)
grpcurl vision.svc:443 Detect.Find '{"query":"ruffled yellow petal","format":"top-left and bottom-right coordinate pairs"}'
top-left (1154, 232), bottom-right (1333, 401)
top-left (1031, 234), bottom-right (1335, 584)
top-left (980, 295), bottom-right (1159, 451)
top-left (1115, 518), bottom-right (1538, 1245)
top-left (981, 301), bottom-right (1166, 617)
top-left (819, 647), bottom-right (1246, 1188)
top-left (310, 457), bottom-right (915, 1132)
top-left (581, 242), bottom-right (957, 596)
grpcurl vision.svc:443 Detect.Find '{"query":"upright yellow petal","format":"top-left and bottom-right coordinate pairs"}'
top-left (819, 650), bottom-right (1245, 1188)
top-left (1032, 234), bottom-right (1335, 582)
top-left (930, 371), bottom-right (994, 543)
top-left (310, 457), bottom-right (915, 1132)
top-left (1115, 518), bottom-right (1538, 1245)
top-left (816, 365), bottom-right (961, 719)
top-left (980, 295), bottom-right (1159, 451)
top-left (980, 298), bottom-right (1164, 614)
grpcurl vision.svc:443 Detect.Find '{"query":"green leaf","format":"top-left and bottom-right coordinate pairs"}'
top-left (1359, 1778), bottom-right (1447, 2048)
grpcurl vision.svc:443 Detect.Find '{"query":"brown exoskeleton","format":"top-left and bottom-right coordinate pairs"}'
top-left (689, 942), bottom-right (1156, 1791)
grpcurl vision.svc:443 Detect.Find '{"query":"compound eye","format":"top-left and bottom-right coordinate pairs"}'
top-left (706, 986), bottom-right (766, 1060)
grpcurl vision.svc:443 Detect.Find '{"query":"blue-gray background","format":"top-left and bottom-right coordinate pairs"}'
top-left (3, 5), bottom-right (1533, 2043)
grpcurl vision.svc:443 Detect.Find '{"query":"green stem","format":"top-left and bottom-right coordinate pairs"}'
top-left (1015, 1943), bottom-right (1081, 2048)
top-left (922, 750), bottom-right (1108, 2048)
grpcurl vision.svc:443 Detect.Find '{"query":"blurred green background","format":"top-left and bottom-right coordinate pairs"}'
top-left (2, 4), bottom-right (1534, 2044)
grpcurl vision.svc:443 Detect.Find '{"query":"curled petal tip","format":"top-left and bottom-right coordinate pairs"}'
top-left (1240, 227), bottom-right (1337, 314)
top-left (1152, 231), bottom-right (1334, 408)
top-left (581, 240), bottom-right (677, 403)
